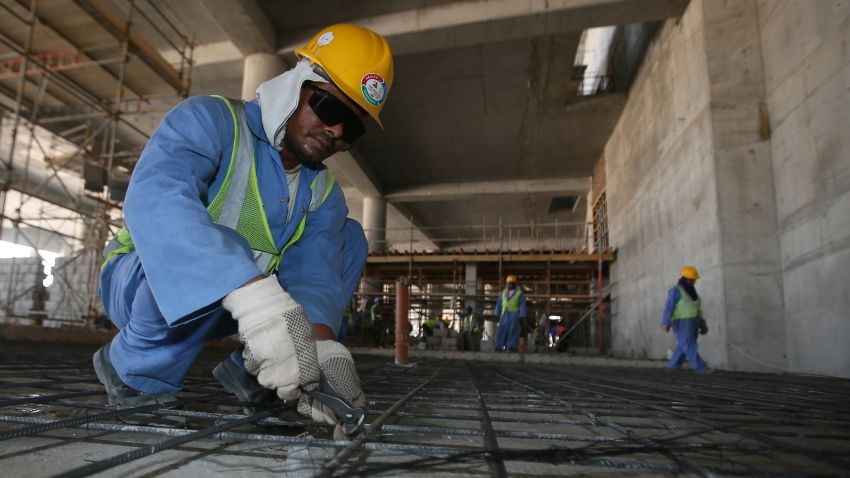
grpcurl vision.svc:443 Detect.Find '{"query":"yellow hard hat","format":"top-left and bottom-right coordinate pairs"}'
top-left (506, 274), bottom-right (518, 283)
top-left (680, 266), bottom-right (700, 280)
top-left (295, 24), bottom-right (393, 128)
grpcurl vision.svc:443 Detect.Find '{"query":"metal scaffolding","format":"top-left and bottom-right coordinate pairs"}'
top-left (358, 252), bottom-right (612, 354)
top-left (0, 344), bottom-right (848, 476)
top-left (0, 0), bottom-right (192, 327)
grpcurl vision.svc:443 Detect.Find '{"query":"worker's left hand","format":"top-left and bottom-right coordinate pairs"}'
top-left (298, 340), bottom-right (365, 426)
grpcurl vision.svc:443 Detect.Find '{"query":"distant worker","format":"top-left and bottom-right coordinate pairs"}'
top-left (94, 24), bottom-right (394, 428)
top-left (495, 274), bottom-right (527, 352)
top-left (422, 317), bottom-right (447, 337)
top-left (461, 306), bottom-right (482, 351)
top-left (370, 297), bottom-right (384, 346)
top-left (661, 266), bottom-right (711, 373)
top-left (546, 315), bottom-right (561, 349)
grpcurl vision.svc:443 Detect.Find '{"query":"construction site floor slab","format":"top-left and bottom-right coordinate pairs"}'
top-left (1, 342), bottom-right (849, 477)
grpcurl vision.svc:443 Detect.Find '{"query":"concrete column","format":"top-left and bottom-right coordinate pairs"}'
top-left (464, 263), bottom-right (479, 311)
top-left (702, 0), bottom-right (785, 372)
top-left (363, 196), bottom-right (387, 253)
top-left (241, 52), bottom-right (286, 100)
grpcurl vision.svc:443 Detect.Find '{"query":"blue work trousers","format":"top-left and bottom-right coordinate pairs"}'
top-left (668, 317), bottom-right (709, 372)
top-left (495, 314), bottom-right (521, 351)
top-left (100, 219), bottom-right (366, 394)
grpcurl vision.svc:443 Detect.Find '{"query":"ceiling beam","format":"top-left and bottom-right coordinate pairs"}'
top-left (71, 0), bottom-right (189, 95)
top-left (324, 151), bottom-right (380, 198)
top-left (198, 0), bottom-right (276, 55)
top-left (385, 178), bottom-right (591, 203)
top-left (277, 0), bottom-right (689, 56)
top-left (12, 0), bottom-right (146, 101)
top-left (174, 0), bottom-right (688, 69)
top-left (326, 151), bottom-right (439, 250)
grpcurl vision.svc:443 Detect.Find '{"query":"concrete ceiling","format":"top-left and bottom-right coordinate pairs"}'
top-left (0, 0), bottom-right (690, 252)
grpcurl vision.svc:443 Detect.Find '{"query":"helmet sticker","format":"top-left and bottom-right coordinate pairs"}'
top-left (361, 73), bottom-right (386, 106)
top-left (317, 32), bottom-right (334, 46)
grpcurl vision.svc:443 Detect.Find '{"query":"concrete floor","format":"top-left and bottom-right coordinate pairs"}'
top-left (0, 342), bottom-right (849, 477)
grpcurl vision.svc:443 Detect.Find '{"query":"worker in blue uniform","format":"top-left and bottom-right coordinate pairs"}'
top-left (661, 266), bottom-right (711, 373)
top-left (495, 274), bottom-right (527, 352)
top-left (94, 24), bottom-right (394, 426)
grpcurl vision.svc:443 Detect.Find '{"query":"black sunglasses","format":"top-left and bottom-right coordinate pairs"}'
top-left (304, 83), bottom-right (366, 145)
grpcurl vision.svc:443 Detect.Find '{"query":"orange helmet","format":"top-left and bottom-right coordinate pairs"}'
top-left (295, 24), bottom-right (393, 127)
top-left (680, 266), bottom-right (700, 280)
top-left (506, 274), bottom-right (518, 283)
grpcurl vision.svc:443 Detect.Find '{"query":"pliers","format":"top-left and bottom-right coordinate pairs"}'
top-left (305, 372), bottom-right (365, 437)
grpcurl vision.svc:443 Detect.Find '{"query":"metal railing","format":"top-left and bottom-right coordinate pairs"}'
top-left (370, 219), bottom-right (598, 253)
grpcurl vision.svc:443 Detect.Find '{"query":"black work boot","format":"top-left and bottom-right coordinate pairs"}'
top-left (93, 343), bottom-right (184, 426)
top-left (213, 353), bottom-right (274, 414)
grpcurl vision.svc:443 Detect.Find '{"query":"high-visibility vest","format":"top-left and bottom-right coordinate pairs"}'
top-left (102, 96), bottom-right (335, 276)
top-left (463, 313), bottom-right (480, 334)
top-left (499, 289), bottom-right (523, 316)
top-left (672, 285), bottom-right (701, 320)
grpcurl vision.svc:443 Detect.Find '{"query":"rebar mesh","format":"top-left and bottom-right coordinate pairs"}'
top-left (0, 342), bottom-right (849, 477)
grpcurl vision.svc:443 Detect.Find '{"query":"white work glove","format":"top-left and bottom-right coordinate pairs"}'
top-left (304, 340), bottom-right (365, 425)
top-left (222, 276), bottom-right (320, 403)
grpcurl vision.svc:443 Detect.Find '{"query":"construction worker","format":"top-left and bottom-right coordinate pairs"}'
top-left (661, 266), bottom-right (711, 373)
top-left (368, 297), bottom-right (382, 345)
top-left (495, 274), bottom-right (526, 352)
top-left (95, 24), bottom-right (393, 426)
top-left (422, 316), bottom-right (447, 337)
top-left (461, 306), bottom-right (482, 351)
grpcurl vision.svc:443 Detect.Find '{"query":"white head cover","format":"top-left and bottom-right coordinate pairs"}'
top-left (256, 58), bottom-right (328, 151)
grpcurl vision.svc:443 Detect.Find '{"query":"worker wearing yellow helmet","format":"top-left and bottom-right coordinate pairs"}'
top-left (495, 274), bottom-right (527, 352)
top-left (94, 24), bottom-right (392, 434)
top-left (661, 266), bottom-right (711, 373)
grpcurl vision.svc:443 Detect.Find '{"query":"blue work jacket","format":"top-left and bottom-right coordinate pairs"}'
top-left (101, 96), bottom-right (348, 331)
top-left (661, 286), bottom-right (704, 341)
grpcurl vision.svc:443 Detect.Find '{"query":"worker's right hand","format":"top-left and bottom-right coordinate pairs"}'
top-left (222, 275), bottom-right (320, 401)
top-left (300, 340), bottom-right (366, 426)
top-left (661, 325), bottom-right (670, 333)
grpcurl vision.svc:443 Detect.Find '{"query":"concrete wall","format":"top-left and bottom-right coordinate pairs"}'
top-left (605, 1), bottom-right (727, 366)
top-left (606, 0), bottom-right (850, 377)
top-left (758, 1), bottom-right (850, 376)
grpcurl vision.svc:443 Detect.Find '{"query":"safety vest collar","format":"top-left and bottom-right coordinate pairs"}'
top-left (243, 100), bottom-right (267, 144)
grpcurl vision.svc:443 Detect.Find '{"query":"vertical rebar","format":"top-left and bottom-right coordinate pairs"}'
top-left (546, 259), bottom-right (551, 323)
top-left (498, 216), bottom-right (503, 290)
top-left (408, 215), bottom-right (413, 280)
top-left (482, 215), bottom-right (486, 251)
top-left (554, 217), bottom-right (559, 251)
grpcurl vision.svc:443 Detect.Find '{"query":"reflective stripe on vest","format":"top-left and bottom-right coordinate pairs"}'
top-left (500, 289), bottom-right (523, 316)
top-left (102, 96), bottom-right (335, 274)
top-left (672, 285), bottom-right (701, 320)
